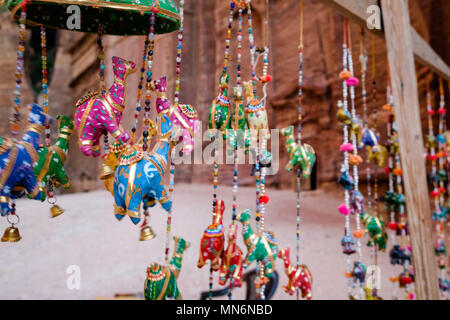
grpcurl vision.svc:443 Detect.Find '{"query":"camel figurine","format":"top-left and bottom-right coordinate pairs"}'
top-left (244, 81), bottom-right (270, 141)
top-left (144, 236), bottom-right (190, 300)
top-left (226, 86), bottom-right (250, 155)
top-left (197, 200), bottom-right (225, 272)
top-left (153, 76), bottom-right (199, 155)
top-left (75, 56), bottom-right (136, 157)
top-left (100, 119), bottom-right (157, 195)
top-left (34, 115), bottom-right (74, 192)
top-left (278, 247), bottom-right (313, 299)
top-left (209, 73), bottom-right (231, 139)
top-left (361, 212), bottom-right (388, 251)
top-left (235, 209), bottom-right (278, 279)
top-left (113, 114), bottom-right (178, 224)
top-left (0, 104), bottom-right (52, 215)
top-left (280, 126), bottom-right (316, 178)
top-left (219, 223), bottom-right (244, 288)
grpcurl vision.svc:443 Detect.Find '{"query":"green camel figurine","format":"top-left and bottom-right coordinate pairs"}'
top-left (236, 209), bottom-right (278, 279)
top-left (280, 126), bottom-right (316, 178)
top-left (34, 115), bottom-right (74, 191)
top-left (209, 73), bottom-right (231, 139)
top-left (361, 212), bottom-right (388, 251)
top-left (144, 236), bottom-right (190, 300)
top-left (226, 86), bottom-right (250, 155)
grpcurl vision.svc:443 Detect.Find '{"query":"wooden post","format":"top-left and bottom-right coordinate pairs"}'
top-left (380, 0), bottom-right (441, 300)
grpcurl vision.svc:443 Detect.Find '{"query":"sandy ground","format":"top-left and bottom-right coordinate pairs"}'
top-left (0, 183), bottom-right (396, 300)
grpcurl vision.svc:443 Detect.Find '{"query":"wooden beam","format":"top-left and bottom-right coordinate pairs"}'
top-left (316, 0), bottom-right (450, 81)
top-left (380, 0), bottom-right (441, 300)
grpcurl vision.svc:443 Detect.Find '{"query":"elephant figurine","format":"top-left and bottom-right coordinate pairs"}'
top-left (113, 114), bottom-right (178, 224)
top-left (144, 236), bottom-right (190, 300)
top-left (350, 190), bottom-right (364, 215)
top-left (338, 170), bottom-right (354, 190)
top-left (244, 81), bottom-right (270, 141)
top-left (351, 261), bottom-right (366, 289)
top-left (34, 115), bottom-right (74, 192)
top-left (280, 126), bottom-right (316, 178)
top-left (197, 200), bottom-right (225, 272)
top-left (368, 144), bottom-right (388, 167)
top-left (0, 104), bottom-right (52, 216)
top-left (209, 73), bottom-right (231, 139)
top-left (153, 76), bottom-right (200, 155)
top-left (236, 208), bottom-right (278, 279)
top-left (361, 128), bottom-right (379, 147)
top-left (389, 244), bottom-right (412, 266)
top-left (219, 223), bottom-right (244, 288)
top-left (75, 56), bottom-right (136, 157)
top-left (361, 212), bottom-right (387, 251)
top-left (384, 191), bottom-right (405, 213)
top-left (226, 86), bottom-right (250, 155)
top-left (341, 233), bottom-right (356, 255)
top-left (278, 247), bottom-right (312, 299)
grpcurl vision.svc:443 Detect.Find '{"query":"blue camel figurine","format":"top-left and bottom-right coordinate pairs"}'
top-left (0, 104), bottom-right (53, 216)
top-left (113, 114), bottom-right (178, 224)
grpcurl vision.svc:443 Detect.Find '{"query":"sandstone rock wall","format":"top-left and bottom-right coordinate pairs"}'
top-left (0, 0), bottom-right (448, 192)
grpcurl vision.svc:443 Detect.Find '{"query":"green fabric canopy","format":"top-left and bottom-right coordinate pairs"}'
top-left (7, 0), bottom-right (180, 35)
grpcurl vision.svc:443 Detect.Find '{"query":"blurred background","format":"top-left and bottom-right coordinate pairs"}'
top-left (0, 0), bottom-right (449, 299)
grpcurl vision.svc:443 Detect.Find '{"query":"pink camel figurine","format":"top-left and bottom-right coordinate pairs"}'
top-left (153, 76), bottom-right (199, 155)
top-left (74, 56), bottom-right (136, 157)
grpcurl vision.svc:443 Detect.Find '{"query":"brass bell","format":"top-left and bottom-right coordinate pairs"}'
top-left (139, 225), bottom-right (156, 241)
top-left (50, 205), bottom-right (65, 218)
top-left (1, 226), bottom-right (22, 242)
top-left (100, 163), bottom-right (115, 180)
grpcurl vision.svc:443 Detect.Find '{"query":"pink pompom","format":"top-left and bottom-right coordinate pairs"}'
top-left (409, 292), bottom-right (415, 300)
top-left (346, 77), bottom-right (359, 87)
top-left (338, 204), bottom-right (350, 215)
top-left (340, 143), bottom-right (354, 153)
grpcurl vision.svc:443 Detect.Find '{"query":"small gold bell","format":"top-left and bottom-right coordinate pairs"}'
top-left (100, 163), bottom-right (115, 180)
top-left (50, 205), bottom-right (65, 218)
top-left (139, 225), bottom-right (156, 241)
top-left (1, 226), bottom-right (22, 242)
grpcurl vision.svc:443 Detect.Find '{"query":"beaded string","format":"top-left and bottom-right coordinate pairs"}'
top-left (435, 78), bottom-right (448, 298)
top-left (40, 25), bottom-right (57, 206)
top-left (131, 39), bottom-right (150, 144)
top-left (339, 19), bottom-right (354, 298)
top-left (385, 74), bottom-right (398, 299)
top-left (165, 0), bottom-right (184, 266)
top-left (368, 33), bottom-right (379, 295)
top-left (208, 1), bottom-right (235, 300)
top-left (247, 1), bottom-right (257, 97)
top-left (346, 24), bottom-right (364, 299)
top-left (388, 70), bottom-right (412, 299)
top-left (227, 1), bottom-right (244, 300)
top-left (97, 26), bottom-right (106, 95)
top-left (256, 0), bottom-right (271, 301)
top-left (8, 0), bottom-right (28, 225)
top-left (370, 35), bottom-right (379, 222)
top-left (294, 0), bottom-right (305, 301)
top-left (142, 9), bottom-right (157, 153)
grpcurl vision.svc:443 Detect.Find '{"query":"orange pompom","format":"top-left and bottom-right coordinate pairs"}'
top-left (382, 104), bottom-right (392, 111)
top-left (339, 70), bottom-right (352, 80)
top-left (393, 168), bottom-right (403, 176)
top-left (353, 230), bottom-right (364, 239)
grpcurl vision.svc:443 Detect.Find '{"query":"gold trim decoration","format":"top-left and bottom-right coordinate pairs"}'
top-left (0, 196), bottom-right (10, 203)
top-left (18, 141), bottom-right (39, 164)
top-left (77, 98), bottom-right (96, 141)
top-left (0, 146), bottom-right (18, 189)
top-left (36, 151), bottom-right (53, 183)
top-left (105, 93), bottom-right (124, 113)
top-left (51, 145), bottom-right (68, 163)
